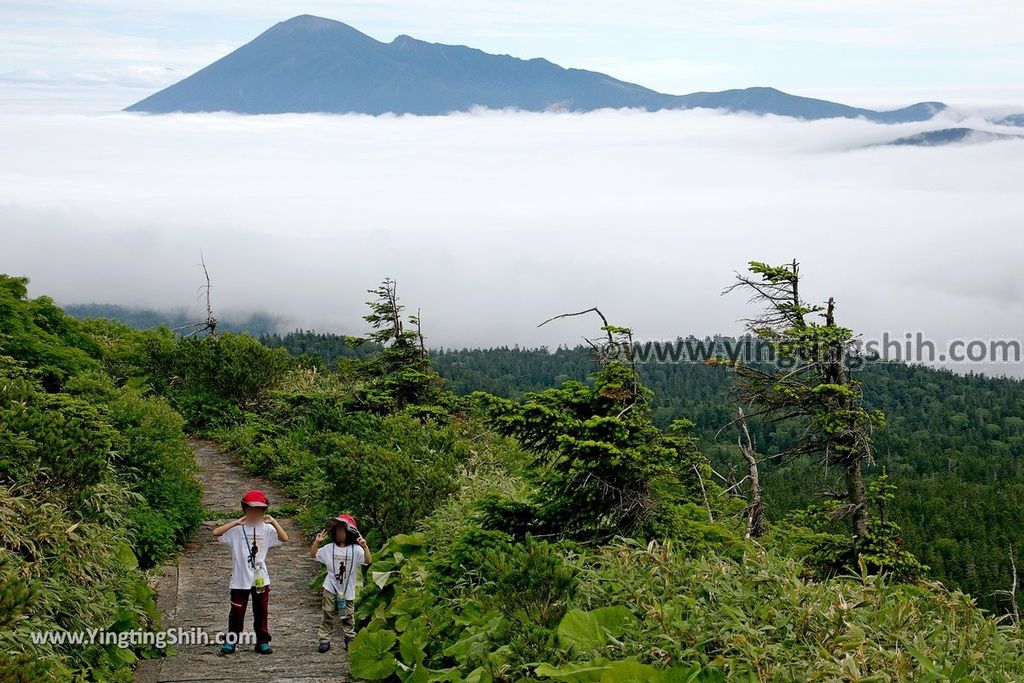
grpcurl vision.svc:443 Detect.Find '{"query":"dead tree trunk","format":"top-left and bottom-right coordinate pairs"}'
top-left (737, 407), bottom-right (766, 538)
top-left (692, 463), bottom-right (714, 523)
top-left (994, 545), bottom-right (1020, 624)
top-left (200, 254), bottom-right (217, 336)
top-left (845, 460), bottom-right (869, 540)
top-left (415, 307), bottom-right (426, 355)
top-left (173, 254), bottom-right (218, 337)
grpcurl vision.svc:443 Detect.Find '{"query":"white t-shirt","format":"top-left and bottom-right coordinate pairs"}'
top-left (315, 543), bottom-right (365, 601)
top-left (218, 522), bottom-right (281, 590)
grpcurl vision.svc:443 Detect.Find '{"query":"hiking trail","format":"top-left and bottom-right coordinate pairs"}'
top-left (136, 440), bottom-right (347, 683)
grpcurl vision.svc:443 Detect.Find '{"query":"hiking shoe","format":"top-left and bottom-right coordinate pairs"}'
top-left (318, 641), bottom-right (331, 653)
top-left (220, 643), bottom-right (236, 655)
top-left (255, 643), bottom-right (273, 655)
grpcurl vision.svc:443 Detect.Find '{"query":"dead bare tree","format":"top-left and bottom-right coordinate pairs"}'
top-left (173, 254), bottom-right (218, 337)
top-left (736, 407), bottom-right (767, 538)
top-left (199, 254), bottom-right (216, 335)
top-left (993, 545), bottom-right (1021, 625)
top-left (692, 463), bottom-right (714, 522)
top-left (414, 307), bottom-right (426, 355)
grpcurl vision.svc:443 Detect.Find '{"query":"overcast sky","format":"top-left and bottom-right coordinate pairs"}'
top-left (4, 1), bottom-right (1024, 114)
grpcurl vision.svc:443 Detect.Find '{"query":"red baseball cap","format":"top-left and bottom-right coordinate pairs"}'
top-left (241, 490), bottom-right (269, 508)
top-left (328, 513), bottom-right (359, 534)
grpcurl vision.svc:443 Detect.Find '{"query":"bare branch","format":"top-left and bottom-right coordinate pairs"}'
top-left (538, 307), bottom-right (614, 347)
top-left (692, 463), bottom-right (714, 523)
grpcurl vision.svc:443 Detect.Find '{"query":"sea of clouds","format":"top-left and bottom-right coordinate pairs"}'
top-left (1, 108), bottom-right (1023, 373)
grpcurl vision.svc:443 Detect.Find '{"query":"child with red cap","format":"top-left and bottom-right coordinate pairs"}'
top-left (212, 489), bottom-right (289, 655)
top-left (309, 513), bottom-right (371, 652)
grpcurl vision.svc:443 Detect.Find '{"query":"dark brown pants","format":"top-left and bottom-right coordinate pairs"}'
top-left (228, 587), bottom-right (271, 644)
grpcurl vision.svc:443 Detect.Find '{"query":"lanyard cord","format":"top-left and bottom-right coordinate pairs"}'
top-left (331, 544), bottom-right (357, 596)
top-left (242, 523), bottom-right (260, 569)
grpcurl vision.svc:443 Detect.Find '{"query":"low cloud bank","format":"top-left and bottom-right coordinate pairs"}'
top-left (1, 108), bottom-right (1023, 374)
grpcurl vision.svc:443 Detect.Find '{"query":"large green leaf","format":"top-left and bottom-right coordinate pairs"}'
top-left (557, 607), bottom-right (638, 652)
top-left (373, 570), bottom-right (399, 589)
top-left (104, 644), bottom-right (137, 668)
top-left (426, 668), bottom-right (461, 682)
top-left (390, 594), bottom-right (430, 632)
top-left (444, 614), bottom-right (505, 664)
top-left (384, 533), bottom-right (427, 556)
top-left (463, 667), bottom-right (492, 683)
top-left (654, 665), bottom-right (720, 683)
top-left (402, 663), bottom-right (430, 683)
top-left (114, 542), bottom-right (139, 571)
top-left (600, 661), bottom-right (657, 683)
top-left (350, 629), bottom-right (399, 680)
top-left (535, 661), bottom-right (610, 682)
top-left (400, 617), bottom-right (428, 665)
top-left (590, 606), bottom-right (638, 634)
top-left (557, 610), bottom-right (605, 651)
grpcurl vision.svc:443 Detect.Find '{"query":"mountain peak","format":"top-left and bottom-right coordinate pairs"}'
top-left (391, 34), bottom-right (427, 50)
top-left (125, 16), bottom-right (948, 121)
top-left (267, 14), bottom-right (363, 36)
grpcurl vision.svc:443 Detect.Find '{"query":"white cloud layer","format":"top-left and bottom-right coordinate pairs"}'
top-left (2, 109), bottom-right (1024, 375)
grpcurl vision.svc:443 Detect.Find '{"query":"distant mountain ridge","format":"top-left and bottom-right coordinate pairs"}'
top-left (884, 127), bottom-right (1024, 147)
top-left (63, 303), bottom-right (284, 335)
top-left (127, 14), bottom-right (946, 122)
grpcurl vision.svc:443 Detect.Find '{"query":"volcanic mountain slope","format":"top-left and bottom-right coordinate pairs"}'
top-left (127, 14), bottom-right (945, 122)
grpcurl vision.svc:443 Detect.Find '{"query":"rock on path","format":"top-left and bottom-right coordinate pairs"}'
top-left (136, 440), bottom-right (347, 683)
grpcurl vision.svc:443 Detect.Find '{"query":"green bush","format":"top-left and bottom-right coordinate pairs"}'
top-left (0, 274), bottom-right (100, 390)
top-left (313, 413), bottom-right (469, 541)
top-left (105, 388), bottom-right (203, 566)
top-left (483, 535), bottom-right (577, 627)
top-left (0, 484), bottom-right (158, 681)
top-left (171, 387), bottom-right (246, 431)
top-left (78, 318), bottom-right (177, 392)
top-left (776, 471), bottom-right (926, 583)
top-left (0, 361), bottom-right (113, 493)
top-left (0, 280), bottom-right (203, 678)
top-left (355, 525), bottom-right (1024, 682)
top-left (430, 526), bottom-right (514, 590)
top-left (473, 361), bottom-right (716, 541)
top-left (175, 333), bottom-right (290, 405)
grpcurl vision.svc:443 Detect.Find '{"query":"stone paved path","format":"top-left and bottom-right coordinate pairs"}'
top-left (136, 440), bottom-right (347, 683)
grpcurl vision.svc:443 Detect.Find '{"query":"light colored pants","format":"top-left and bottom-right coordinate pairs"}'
top-left (318, 589), bottom-right (355, 642)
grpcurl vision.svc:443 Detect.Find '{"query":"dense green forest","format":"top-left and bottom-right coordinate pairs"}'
top-left (15, 266), bottom-right (1024, 679)
top-left (260, 332), bottom-right (1024, 610)
top-left (69, 298), bottom-right (1024, 610)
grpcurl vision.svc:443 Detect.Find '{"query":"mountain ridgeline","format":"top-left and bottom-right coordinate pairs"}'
top-left (886, 127), bottom-right (1024, 146)
top-left (127, 14), bottom-right (946, 122)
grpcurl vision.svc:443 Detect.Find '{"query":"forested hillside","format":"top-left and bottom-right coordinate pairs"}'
top-left (63, 303), bottom-right (282, 336)
top-left (17, 266), bottom-right (1024, 680)
top-left (262, 333), bottom-right (1024, 610)
top-left (71, 303), bottom-right (1024, 611)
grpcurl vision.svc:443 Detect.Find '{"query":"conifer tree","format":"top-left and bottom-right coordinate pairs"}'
top-left (477, 309), bottom-right (712, 539)
top-left (725, 260), bottom-right (883, 542)
top-left (362, 278), bottom-right (441, 409)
